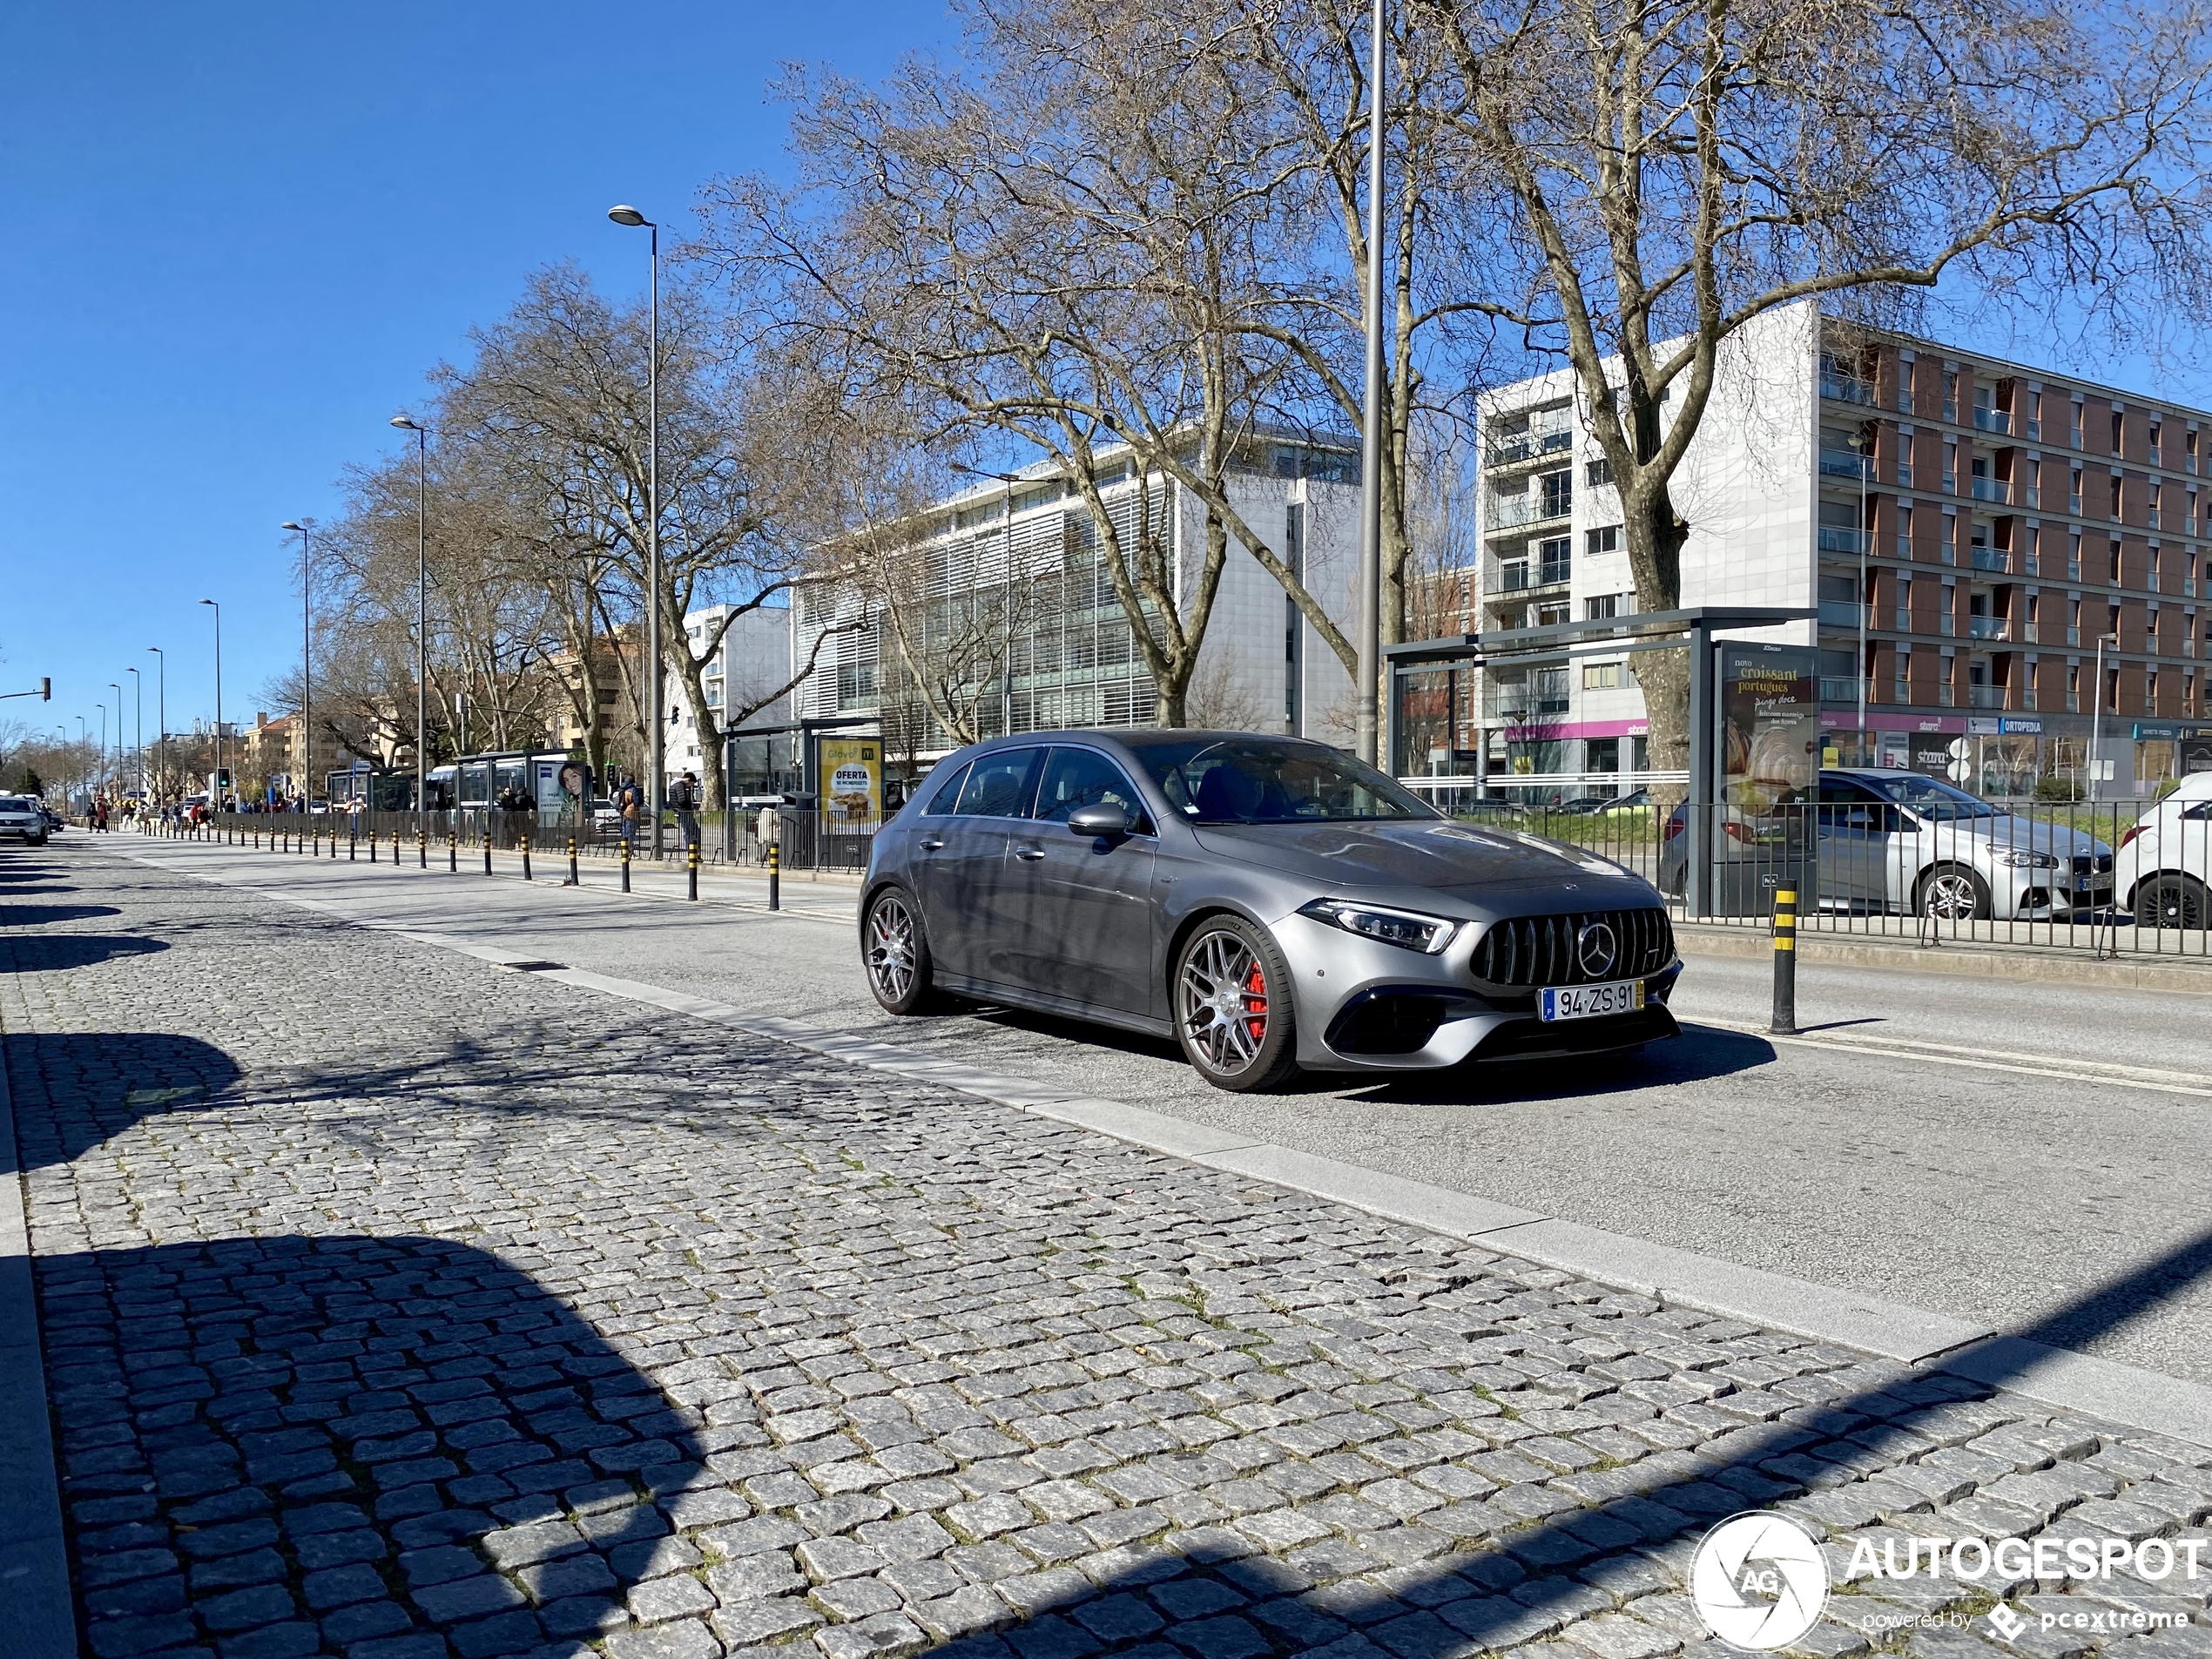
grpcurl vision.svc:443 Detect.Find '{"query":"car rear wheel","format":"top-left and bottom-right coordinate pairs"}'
top-left (862, 886), bottom-right (944, 1015)
top-left (1173, 916), bottom-right (1300, 1092)
top-left (2139, 873), bottom-right (2209, 931)
top-left (1918, 863), bottom-right (1991, 921)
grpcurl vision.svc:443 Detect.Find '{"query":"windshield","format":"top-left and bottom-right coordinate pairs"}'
top-left (1862, 773), bottom-right (1998, 820)
top-left (1136, 738), bottom-right (1438, 824)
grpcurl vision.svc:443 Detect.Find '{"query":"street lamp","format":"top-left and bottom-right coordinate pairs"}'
top-left (148, 647), bottom-right (165, 802)
top-left (609, 204), bottom-right (664, 856)
top-left (108, 684), bottom-right (122, 797)
top-left (2089, 631), bottom-right (2120, 802)
top-left (283, 521), bottom-right (313, 806)
top-left (390, 418), bottom-right (429, 864)
top-left (1352, 0), bottom-right (1386, 769)
top-left (97, 704), bottom-right (106, 800)
top-left (199, 598), bottom-right (222, 805)
top-left (1851, 429), bottom-right (1871, 752)
top-left (126, 666), bottom-right (142, 796)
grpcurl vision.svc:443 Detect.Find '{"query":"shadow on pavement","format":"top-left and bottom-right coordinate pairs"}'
top-left (1, 933), bottom-right (170, 973)
top-left (2013, 1224), bottom-right (2212, 1357)
top-left (2, 903), bottom-right (123, 927)
top-left (6, 1033), bottom-right (242, 1172)
top-left (48, 1233), bottom-right (720, 1659)
top-left (1352, 1023), bottom-right (1777, 1107)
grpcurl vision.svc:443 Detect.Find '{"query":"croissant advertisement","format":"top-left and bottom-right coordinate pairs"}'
top-left (1717, 644), bottom-right (1820, 814)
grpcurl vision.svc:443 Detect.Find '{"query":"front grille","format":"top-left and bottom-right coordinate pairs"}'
top-left (1471, 907), bottom-right (1674, 988)
top-left (2073, 853), bottom-right (2114, 877)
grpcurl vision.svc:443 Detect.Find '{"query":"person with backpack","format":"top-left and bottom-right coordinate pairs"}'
top-left (671, 771), bottom-right (701, 854)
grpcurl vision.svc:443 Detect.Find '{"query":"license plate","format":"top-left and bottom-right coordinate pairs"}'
top-left (1539, 980), bottom-right (1645, 1022)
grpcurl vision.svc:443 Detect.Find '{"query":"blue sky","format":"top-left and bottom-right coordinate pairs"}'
top-left (0, 1), bottom-right (948, 752)
top-left (3, 3), bottom-right (2206, 763)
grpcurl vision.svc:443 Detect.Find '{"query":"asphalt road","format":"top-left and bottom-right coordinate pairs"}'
top-left (58, 832), bottom-right (2212, 1388)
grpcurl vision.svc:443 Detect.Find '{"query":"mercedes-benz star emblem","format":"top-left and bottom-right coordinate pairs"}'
top-left (1575, 921), bottom-right (1618, 978)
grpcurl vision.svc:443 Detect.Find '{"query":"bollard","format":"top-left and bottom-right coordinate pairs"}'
top-left (349, 828), bottom-right (357, 861)
top-left (566, 833), bottom-right (579, 887)
top-left (418, 829), bottom-right (427, 868)
top-left (620, 836), bottom-right (631, 893)
top-left (448, 830), bottom-right (456, 873)
top-left (368, 827), bottom-right (376, 861)
top-left (687, 839), bottom-right (698, 901)
top-left (767, 840), bottom-right (780, 912)
top-left (482, 831), bottom-right (492, 876)
top-left (521, 833), bottom-right (532, 881)
top-left (1770, 887), bottom-right (1797, 1035)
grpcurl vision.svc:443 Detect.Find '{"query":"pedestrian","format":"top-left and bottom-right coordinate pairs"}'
top-left (672, 771), bottom-right (701, 853)
top-left (755, 798), bottom-right (781, 864)
top-left (612, 773), bottom-right (643, 854)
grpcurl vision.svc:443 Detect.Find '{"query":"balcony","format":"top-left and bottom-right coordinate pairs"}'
top-left (1969, 546), bottom-right (2009, 572)
top-left (1968, 617), bottom-right (2008, 640)
top-left (1487, 492), bottom-right (1571, 533)
top-left (1970, 477), bottom-right (2012, 504)
top-left (1972, 408), bottom-right (2013, 435)
top-left (1968, 685), bottom-right (2006, 709)
top-left (1818, 601), bottom-right (1869, 631)
top-left (1821, 374), bottom-right (1875, 405)
top-left (1818, 448), bottom-right (1872, 480)
top-left (1820, 676), bottom-right (1861, 703)
top-left (1817, 527), bottom-right (1869, 555)
top-left (1486, 427), bottom-right (1574, 468)
top-left (1494, 558), bottom-right (1571, 593)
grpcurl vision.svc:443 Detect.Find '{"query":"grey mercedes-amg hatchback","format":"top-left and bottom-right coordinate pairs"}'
top-left (859, 731), bottom-right (1680, 1091)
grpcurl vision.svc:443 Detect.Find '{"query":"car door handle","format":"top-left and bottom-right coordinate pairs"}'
top-left (1013, 844), bottom-right (1045, 861)
top-left (919, 837), bottom-right (945, 851)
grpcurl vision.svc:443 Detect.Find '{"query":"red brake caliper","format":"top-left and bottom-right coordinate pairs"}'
top-left (1243, 963), bottom-right (1268, 1042)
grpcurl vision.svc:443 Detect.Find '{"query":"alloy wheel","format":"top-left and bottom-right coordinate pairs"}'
top-left (867, 894), bottom-right (918, 1003)
top-left (2152, 878), bottom-right (2208, 931)
top-left (1177, 927), bottom-right (1269, 1075)
top-left (1922, 870), bottom-right (1981, 921)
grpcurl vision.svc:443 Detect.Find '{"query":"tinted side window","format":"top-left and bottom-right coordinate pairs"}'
top-left (954, 749), bottom-right (1042, 818)
top-left (921, 764), bottom-right (971, 816)
top-left (1033, 749), bottom-right (1151, 832)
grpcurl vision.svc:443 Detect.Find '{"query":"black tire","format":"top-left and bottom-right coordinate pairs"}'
top-left (1918, 863), bottom-right (1992, 921)
top-left (1172, 914), bottom-right (1301, 1092)
top-left (2139, 873), bottom-right (2210, 931)
top-left (861, 885), bottom-right (944, 1015)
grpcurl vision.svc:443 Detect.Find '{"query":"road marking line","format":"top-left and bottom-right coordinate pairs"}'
top-left (1690, 1016), bottom-right (2212, 1097)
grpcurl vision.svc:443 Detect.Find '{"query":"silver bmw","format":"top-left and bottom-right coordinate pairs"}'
top-left (859, 731), bottom-right (1681, 1091)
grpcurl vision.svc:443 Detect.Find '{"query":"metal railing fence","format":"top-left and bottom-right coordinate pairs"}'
top-left (1405, 792), bottom-right (2209, 960)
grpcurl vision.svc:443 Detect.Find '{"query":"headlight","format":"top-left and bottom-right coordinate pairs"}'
top-left (1298, 899), bottom-right (1460, 954)
top-left (1997, 851), bottom-right (2060, 868)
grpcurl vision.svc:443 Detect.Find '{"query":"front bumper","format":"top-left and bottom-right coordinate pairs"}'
top-left (1275, 909), bottom-right (1683, 1073)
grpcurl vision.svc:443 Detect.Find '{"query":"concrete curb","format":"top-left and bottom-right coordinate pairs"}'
top-left (1676, 923), bottom-right (2212, 994)
top-left (0, 1013), bottom-right (81, 1657)
top-left (105, 840), bottom-right (2212, 1451)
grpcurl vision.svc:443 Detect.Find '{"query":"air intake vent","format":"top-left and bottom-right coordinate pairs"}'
top-left (1471, 908), bottom-right (1673, 987)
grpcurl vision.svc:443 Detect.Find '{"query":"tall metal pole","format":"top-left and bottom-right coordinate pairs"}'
top-left (391, 420), bottom-right (430, 846)
top-left (127, 667), bottom-right (142, 795)
top-left (98, 704), bottom-right (107, 799)
top-left (2090, 632), bottom-right (2110, 802)
top-left (149, 647), bottom-right (165, 803)
top-left (610, 205), bottom-right (662, 853)
top-left (1855, 430), bottom-right (1869, 750)
top-left (108, 685), bottom-right (122, 796)
top-left (287, 522), bottom-right (312, 805)
top-left (1354, 0), bottom-right (1387, 768)
top-left (199, 600), bottom-right (223, 801)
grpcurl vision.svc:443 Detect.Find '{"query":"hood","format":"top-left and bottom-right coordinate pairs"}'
top-left (1190, 819), bottom-right (1660, 907)
top-left (1941, 813), bottom-right (2109, 857)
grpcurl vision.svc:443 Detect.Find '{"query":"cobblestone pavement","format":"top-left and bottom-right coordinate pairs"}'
top-left (5, 845), bottom-right (2212, 1659)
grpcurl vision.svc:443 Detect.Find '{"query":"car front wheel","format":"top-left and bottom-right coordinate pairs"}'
top-left (1919, 863), bottom-right (1992, 921)
top-left (861, 886), bottom-right (943, 1015)
top-left (1173, 916), bottom-right (1300, 1092)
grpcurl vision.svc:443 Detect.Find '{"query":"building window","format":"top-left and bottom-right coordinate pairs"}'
top-left (1896, 502), bottom-right (1914, 559)
top-left (1587, 525), bottom-right (1620, 555)
top-left (2150, 421), bottom-right (2164, 467)
top-left (1585, 594), bottom-right (1623, 620)
top-left (2026, 389), bottom-right (2042, 442)
top-left (1581, 661), bottom-right (1622, 690)
top-left (1586, 457), bottom-right (1614, 485)
top-left (2112, 410), bottom-right (2125, 455)
top-left (1942, 369), bottom-right (1958, 421)
top-left (1899, 358), bottom-right (1917, 413)
top-left (2071, 399), bottom-right (2086, 448)
top-left (1538, 469), bottom-right (1573, 518)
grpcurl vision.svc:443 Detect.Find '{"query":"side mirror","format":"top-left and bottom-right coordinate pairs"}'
top-left (1067, 802), bottom-right (1130, 839)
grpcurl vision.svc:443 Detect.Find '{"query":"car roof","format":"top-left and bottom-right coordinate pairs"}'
top-left (960, 729), bottom-right (1339, 754)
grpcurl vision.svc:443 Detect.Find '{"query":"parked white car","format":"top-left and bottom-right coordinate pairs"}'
top-left (2115, 772), bottom-right (2212, 930)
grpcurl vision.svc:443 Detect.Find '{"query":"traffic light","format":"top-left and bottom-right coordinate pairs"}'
top-left (40, 678), bottom-right (50, 700)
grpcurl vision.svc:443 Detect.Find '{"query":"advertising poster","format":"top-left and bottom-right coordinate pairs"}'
top-left (820, 738), bottom-right (882, 831)
top-left (1717, 644), bottom-right (1819, 813)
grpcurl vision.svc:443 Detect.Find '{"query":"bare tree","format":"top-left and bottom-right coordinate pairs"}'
top-left (1421, 0), bottom-right (2212, 784)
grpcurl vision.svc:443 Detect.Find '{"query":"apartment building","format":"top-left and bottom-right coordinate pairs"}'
top-left (791, 431), bottom-right (1363, 772)
top-left (1470, 301), bottom-right (2212, 797)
